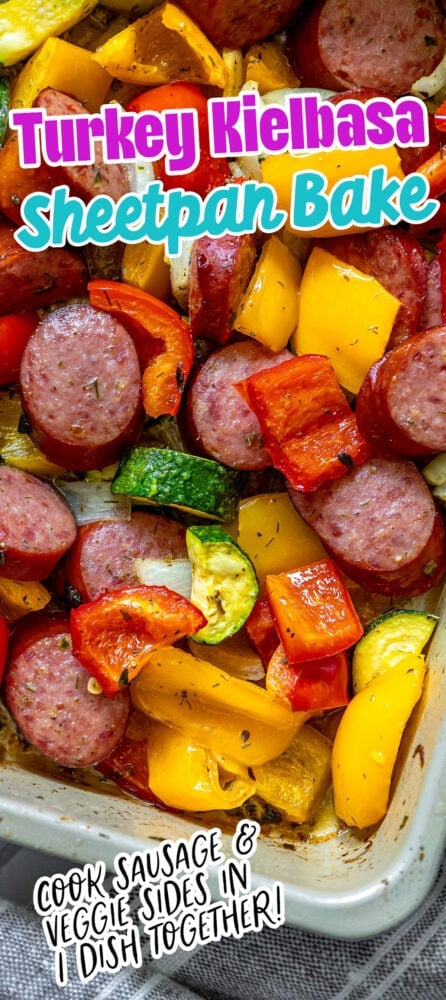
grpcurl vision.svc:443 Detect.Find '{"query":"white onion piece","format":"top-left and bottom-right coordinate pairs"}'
top-left (168, 238), bottom-right (194, 312)
top-left (134, 556), bottom-right (192, 599)
top-left (262, 86), bottom-right (335, 105)
top-left (411, 54), bottom-right (446, 99)
top-left (236, 155), bottom-right (263, 180)
top-left (55, 480), bottom-right (131, 525)
top-left (125, 160), bottom-right (155, 196)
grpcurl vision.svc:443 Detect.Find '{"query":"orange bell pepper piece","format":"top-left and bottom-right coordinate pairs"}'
top-left (265, 559), bottom-right (363, 664)
top-left (88, 280), bottom-right (194, 418)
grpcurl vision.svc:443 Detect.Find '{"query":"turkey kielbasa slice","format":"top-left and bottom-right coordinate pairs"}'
top-left (177, 0), bottom-right (306, 49)
top-left (34, 88), bottom-right (129, 204)
top-left (184, 340), bottom-right (293, 470)
top-left (62, 513), bottom-right (187, 603)
top-left (287, 0), bottom-right (446, 98)
top-left (356, 326), bottom-right (446, 456)
top-left (0, 223), bottom-right (87, 315)
top-left (188, 233), bottom-right (257, 345)
top-left (20, 303), bottom-right (143, 471)
top-left (5, 618), bottom-right (130, 767)
top-left (289, 457), bottom-right (445, 596)
top-left (0, 465), bottom-right (76, 581)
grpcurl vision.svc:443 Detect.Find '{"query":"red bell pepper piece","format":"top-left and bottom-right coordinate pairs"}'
top-left (126, 83), bottom-right (230, 197)
top-left (0, 312), bottom-right (39, 384)
top-left (265, 559), bottom-right (363, 664)
top-left (245, 595), bottom-right (279, 667)
top-left (70, 584), bottom-right (206, 697)
top-left (416, 146), bottom-right (446, 200)
top-left (88, 280), bottom-right (194, 418)
top-left (238, 355), bottom-right (370, 492)
top-left (266, 644), bottom-right (350, 712)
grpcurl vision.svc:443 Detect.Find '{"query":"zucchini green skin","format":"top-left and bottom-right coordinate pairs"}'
top-left (187, 525), bottom-right (259, 644)
top-left (352, 608), bottom-right (437, 693)
top-left (111, 447), bottom-right (245, 522)
top-left (364, 608), bottom-right (438, 636)
top-left (0, 78), bottom-right (9, 148)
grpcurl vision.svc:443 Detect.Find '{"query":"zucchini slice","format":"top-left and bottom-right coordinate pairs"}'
top-left (0, 78), bottom-right (9, 148)
top-left (111, 447), bottom-right (245, 522)
top-left (186, 525), bottom-right (259, 644)
top-left (352, 609), bottom-right (437, 693)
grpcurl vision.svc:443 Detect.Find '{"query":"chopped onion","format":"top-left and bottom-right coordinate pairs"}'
top-left (262, 86), bottom-right (335, 105)
top-left (125, 160), bottom-right (155, 195)
top-left (134, 556), bottom-right (192, 599)
top-left (168, 238), bottom-right (194, 312)
top-left (411, 54), bottom-right (446, 99)
top-left (55, 480), bottom-right (131, 525)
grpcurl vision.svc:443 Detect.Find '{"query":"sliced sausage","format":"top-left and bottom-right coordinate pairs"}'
top-left (184, 340), bottom-right (293, 469)
top-left (317, 229), bottom-right (428, 349)
top-left (178, 0), bottom-right (306, 49)
top-left (20, 303), bottom-right (143, 471)
top-left (287, 0), bottom-right (446, 97)
top-left (0, 466), bottom-right (76, 582)
top-left (5, 617), bottom-right (130, 767)
top-left (34, 88), bottom-right (129, 204)
top-left (188, 234), bottom-right (257, 344)
top-left (356, 327), bottom-right (446, 456)
top-left (62, 513), bottom-right (187, 602)
top-left (418, 256), bottom-right (443, 330)
top-left (290, 457), bottom-right (445, 596)
top-left (0, 223), bottom-right (87, 315)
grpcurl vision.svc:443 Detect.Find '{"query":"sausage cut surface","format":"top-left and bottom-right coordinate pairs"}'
top-left (185, 340), bottom-right (293, 469)
top-left (0, 465), bottom-right (76, 581)
top-left (6, 625), bottom-right (130, 767)
top-left (356, 327), bottom-right (446, 456)
top-left (63, 513), bottom-right (187, 602)
top-left (290, 457), bottom-right (445, 595)
top-left (20, 303), bottom-right (143, 471)
top-left (287, 0), bottom-right (446, 97)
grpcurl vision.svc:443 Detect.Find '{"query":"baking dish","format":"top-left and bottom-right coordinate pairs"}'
top-left (0, 587), bottom-right (445, 938)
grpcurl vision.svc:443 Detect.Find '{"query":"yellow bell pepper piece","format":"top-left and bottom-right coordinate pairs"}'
top-left (262, 146), bottom-right (404, 239)
top-left (291, 247), bottom-right (400, 394)
top-left (252, 724), bottom-right (332, 823)
top-left (11, 37), bottom-right (112, 112)
top-left (122, 242), bottom-right (171, 300)
top-left (234, 235), bottom-right (302, 351)
top-left (223, 49), bottom-right (244, 97)
top-left (93, 2), bottom-right (227, 89)
top-left (131, 646), bottom-right (305, 766)
top-left (147, 720), bottom-right (255, 811)
top-left (245, 41), bottom-right (299, 94)
top-left (332, 653), bottom-right (426, 829)
top-left (0, 577), bottom-right (51, 624)
top-left (237, 492), bottom-right (326, 587)
top-left (0, 392), bottom-right (65, 477)
top-left (0, 0), bottom-right (97, 66)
